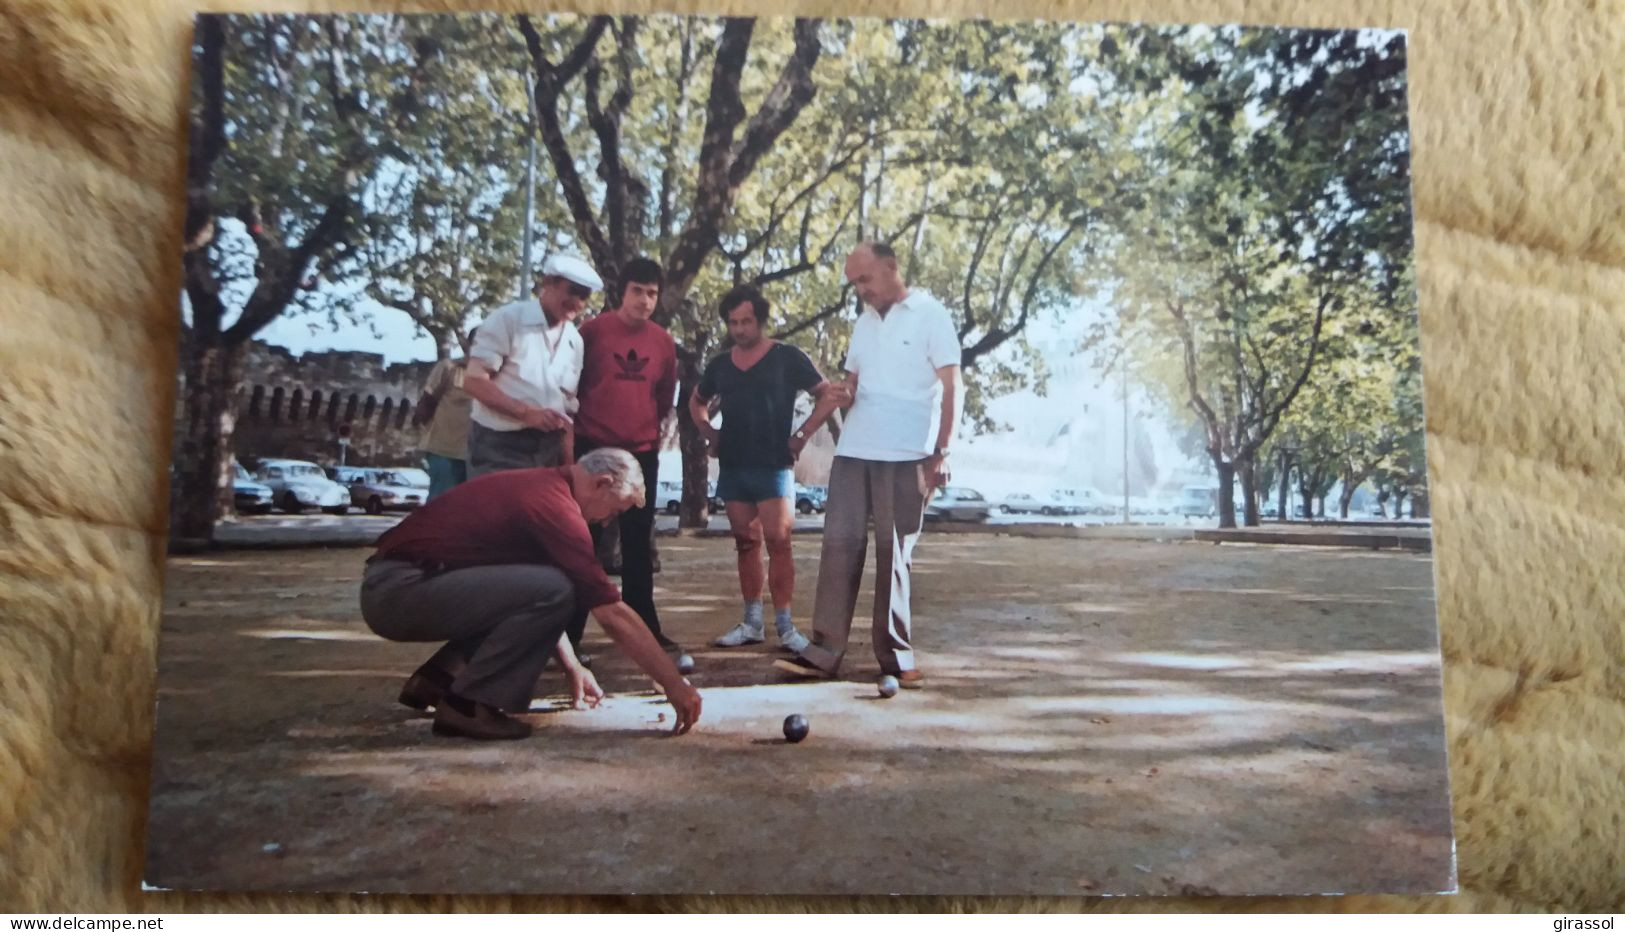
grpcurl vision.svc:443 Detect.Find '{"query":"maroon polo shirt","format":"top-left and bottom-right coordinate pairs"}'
top-left (371, 466), bottom-right (621, 611)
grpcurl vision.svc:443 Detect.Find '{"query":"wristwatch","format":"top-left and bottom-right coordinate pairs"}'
top-left (793, 428), bottom-right (808, 441)
top-left (934, 446), bottom-right (950, 458)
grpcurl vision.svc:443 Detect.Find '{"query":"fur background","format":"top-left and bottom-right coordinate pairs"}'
top-left (1, 0), bottom-right (1621, 913)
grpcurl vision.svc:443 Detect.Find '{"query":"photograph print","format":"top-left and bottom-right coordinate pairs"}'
top-left (149, 10), bottom-right (1452, 897)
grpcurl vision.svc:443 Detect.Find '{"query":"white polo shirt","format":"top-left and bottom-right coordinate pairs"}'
top-left (837, 289), bottom-right (961, 461)
top-left (468, 298), bottom-right (584, 432)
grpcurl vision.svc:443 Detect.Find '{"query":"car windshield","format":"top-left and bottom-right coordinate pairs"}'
top-left (289, 465), bottom-right (324, 478)
top-left (375, 471), bottom-right (406, 485)
top-left (960, 490), bottom-right (983, 501)
top-left (234, 464), bottom-right (250, 481)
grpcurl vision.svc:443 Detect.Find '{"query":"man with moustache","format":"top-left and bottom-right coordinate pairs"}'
top-left (463, 254), bottom-right (602, 476)
top-left (692, 284), bottom-right (846, 654)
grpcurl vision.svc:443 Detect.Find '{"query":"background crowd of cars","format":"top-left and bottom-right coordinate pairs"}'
top-left (233, 458), bottom-right (428, 515)
top-left (232, 461), bottom-right (1373, 524)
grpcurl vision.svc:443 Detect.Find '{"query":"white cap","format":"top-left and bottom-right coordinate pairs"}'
top-left (539, 254), bottom-right (604, 292)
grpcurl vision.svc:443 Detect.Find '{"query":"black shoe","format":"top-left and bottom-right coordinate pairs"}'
top-left (431, 693), bottom-right (532, 740)
top-left (772, 655), bottom-right (831, 679)
top-left (398, 664), bottom-right (455, 712)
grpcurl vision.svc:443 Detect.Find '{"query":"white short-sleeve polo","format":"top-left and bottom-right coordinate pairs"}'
top-left (837, 289), bottom-right (961, 461)
top-left (468, 298), bottom-right (585, 432)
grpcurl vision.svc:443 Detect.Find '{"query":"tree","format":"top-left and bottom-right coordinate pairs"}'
top-left (1094, 25), bottom-right (1414, 528)
top-left (358, 17), bottom-right (556, 358)
top-left (175, 14), bottom-right (426, 542)
top-left (516, 13), bottom-right (823, 526)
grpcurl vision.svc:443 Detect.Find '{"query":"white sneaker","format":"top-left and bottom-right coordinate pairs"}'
top-left (778, 628), bottom-right (810, 655)
top-left (713, 623), bottom-right (765, 647)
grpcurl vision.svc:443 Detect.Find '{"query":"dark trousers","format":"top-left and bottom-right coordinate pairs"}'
top-left (467, 421), bottom-right (566, 477)
top-left (360, 559), bottom-right (575, 712)
top-left (566, 443), bottom-right (665, 648)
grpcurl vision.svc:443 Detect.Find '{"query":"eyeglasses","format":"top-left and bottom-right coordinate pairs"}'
top-left (565, 283), bottom-right (593, 301)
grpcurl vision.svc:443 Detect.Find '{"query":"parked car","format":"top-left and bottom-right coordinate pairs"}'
top-left (232, 461), bottom-right (275, 515)
top-left (925, 487), bottom-right (992, 522)
top-left (657, 480), bottom-right (684, 515)
top-left (255, 458), bottom-right (351, 514)
top-left (1034, 490), bottom-right (1083, 517)
top-left (794, 483), bottom-right (828, 515)
top-left (999, 492), bottom-right (1044, 515)
top-left (327, 466), bottom-right (426, 514)
top-left (1175, 485), bottom-right (1218, 519)
top-left (1050, 488), bottom-right (1108, 515)
top-left (392, 467), bottom-right (432, 490)
top-left (657, 479), bottom-right (725, 514)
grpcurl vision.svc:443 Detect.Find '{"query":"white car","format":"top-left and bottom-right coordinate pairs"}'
top-left (328, 466), bottom-right (426, 514)
top-left (925, 487), bottom-right (992, 522)
top-left (392, 467), bottom-right (432, 490)
top-left (999, 492), bottom-right (1045, 515)
top-left (255, 458), bottom-right (351, 515)
top-left (232, 461), bottom-right (275, 515)
top-left (657, 480), bottom-right (684, 515)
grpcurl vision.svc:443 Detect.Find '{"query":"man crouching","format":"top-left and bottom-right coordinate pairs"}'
top-left (359, 447), bottom-right (702, 740)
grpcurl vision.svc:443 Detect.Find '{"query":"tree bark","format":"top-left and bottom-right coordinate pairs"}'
top-left (1276, 450), bottom-right (1291, 522)
top-left (1237, 456), bottom-right (1259, 527)
top-left (1214, 458), bottom-right (1237, 529)
top-left (1338, 482), bottom-right (1355, 519)
top-left (172, 340), bottom-right (247, 543)
top-left (674, 347), bottom-right (712, 528)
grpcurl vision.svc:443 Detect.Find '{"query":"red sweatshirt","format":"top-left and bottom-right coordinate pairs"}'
top-left (575, 312), bottom-right (678, 452)
top-left (371, 467), bottom-right (621, 611)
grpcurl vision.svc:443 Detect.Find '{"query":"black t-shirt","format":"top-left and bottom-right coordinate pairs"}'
top-left (697, 342), bottom-right (823, 469)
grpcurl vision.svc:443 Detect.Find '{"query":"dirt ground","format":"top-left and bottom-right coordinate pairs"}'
top-left (144, 534), bottom-right (1455, 896)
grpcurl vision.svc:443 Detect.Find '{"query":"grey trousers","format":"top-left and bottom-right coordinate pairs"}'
top-left (360, 559), bottom-right (575, 712)
top-left (802, 456), bottom-right (930, 675)
top-left (467, 421), bottom-right (566, 477)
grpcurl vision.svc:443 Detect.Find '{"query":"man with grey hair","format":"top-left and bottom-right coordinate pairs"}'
top-left (464, 254), bottom-right (604, 475)
top-left (360, 447), bottom-right (702, 740)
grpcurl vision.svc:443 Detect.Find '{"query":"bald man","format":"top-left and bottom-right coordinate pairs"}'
top-left (774, 242), bottom-right (961, 689)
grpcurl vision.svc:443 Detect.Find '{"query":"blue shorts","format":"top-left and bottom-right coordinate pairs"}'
top-left (717, 466), bottom-right (794, 504)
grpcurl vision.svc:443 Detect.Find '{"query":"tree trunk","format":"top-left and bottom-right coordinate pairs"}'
top-left (1237, 456), bottom-right (1260, 527)
top-left (1277, 452), bottom-right (1291, 522)
top-left (1392, 489), bottom-right (1408, 520)
top-left (1410, 489), bottom-right (1429, 519)
top-left (1298, 478), bottom-right (1314, 523)
top-left (1338, 471), bottom-right (1358, 520)
top-left (1316, 494), bottom-right (1327, 518)
top-left (674, 348), bottom-right (712, 529)
top-left (1215, 458), bottom-right (1236, 529)
top-left (171, 340), bottom-right (247, 544)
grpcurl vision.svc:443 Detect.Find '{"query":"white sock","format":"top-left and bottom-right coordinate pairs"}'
top-left (743, 600), bottom-right (765, 633)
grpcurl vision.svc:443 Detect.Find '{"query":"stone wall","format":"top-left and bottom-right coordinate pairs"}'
top-left (174, 338), bottom-right (438, 468)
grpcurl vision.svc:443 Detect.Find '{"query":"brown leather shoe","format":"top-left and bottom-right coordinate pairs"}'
top-left (398, 672), bottom-right (446, 712)
top-left (897, 670), bottom-right (925, 690)
top-left (431, 697), bottom-right (532, 740)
